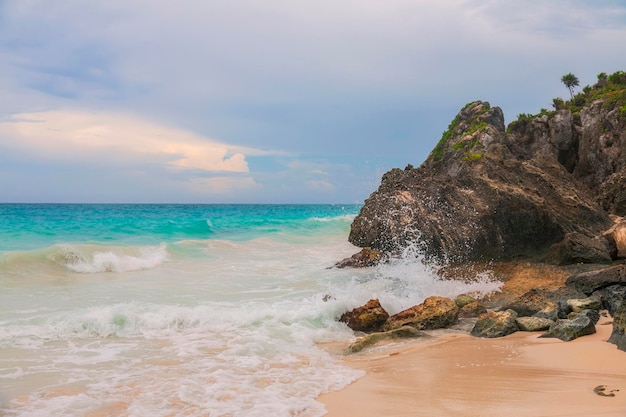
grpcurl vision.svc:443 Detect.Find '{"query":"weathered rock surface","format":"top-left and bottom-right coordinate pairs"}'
top-left (383, 296), bottom-right (459, 331)
top-left (334, 247), bottom-right (383, 268)
top-left (598, 284), bottom-right (626, 316)
top-left (516, 316), bottom-right (555, 332)
top-left (459, 301), bottom-right (487, 318)
top-left (455, 294), bottom-right (477, 308)
top-left (602, 219), bottom-right (626, 259)
top-left (470, 310), bottom-right (519, 338)
top-left (503, 288), bottom-right (559, 317)
top-left (339, 299), bottom-right (389, 332)
top-left (608, 301), bottom-right (626, 351)
top-left (566, 296), bottom-right (601, 313)
top-left (345, 326), bottom-right (426, 354)
top-left (349, 76), bottom-right (626, 264)
top-left (565, 265), bottom-right (626, 295)
top-left (540, 314), bottom-right (597, 341)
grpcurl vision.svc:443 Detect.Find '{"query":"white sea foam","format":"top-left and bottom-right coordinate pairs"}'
top-left (59, 243), bottom-right (169, 273)
top-left (1, 230), bottom-right (504, 417)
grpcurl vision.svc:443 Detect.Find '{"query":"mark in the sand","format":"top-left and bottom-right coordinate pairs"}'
top-left (593, 385), bottom-right (619, 397)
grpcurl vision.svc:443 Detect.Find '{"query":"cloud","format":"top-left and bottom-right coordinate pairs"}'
top-left (0, 110), bottom-right (274, 173)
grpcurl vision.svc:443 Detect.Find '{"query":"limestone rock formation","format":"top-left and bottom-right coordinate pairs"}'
top-left (540, 313), bottom-right (597, 341)
top-left (339, 299), bottom-right (389, 332)
top-left (565, 265), bottom-right (626, 295)
top-left (516, 316), bottom-right (555, 332)
top-left (345, 326), bottom-right (426, 354)
top-left (349, 73), bottom-right (626, 264)
top-left (383, 296), bottom-right (459, 331)
top-left (334, 247), bottom-right (383, 269)
top-left (470, 310), bottom-right (519, 338)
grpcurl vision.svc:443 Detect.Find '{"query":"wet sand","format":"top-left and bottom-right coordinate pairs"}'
top-left (319, 314), bottom-right (626, 417)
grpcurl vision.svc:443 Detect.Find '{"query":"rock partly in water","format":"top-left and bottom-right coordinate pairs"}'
top-left (334, 247), bottom-right (384, 268)
top-left (339, 299), bottom-right (389, 332)
top-left (565, 265), bottom-right (626, 295)
top-left (470, 310), bottom-right (519, 338)
top-left (608, 301), bottom-right (626, 352)
top-left (345, 326), bottom-right (426, 354)
top-left (540, 314), bottom-right (597, 341)
top-left (349, 97), bottom-right (618, 264)
top-left (516, 316), bottom-right (555, 332)
top-left (383, 296), bottom-right (459, 331)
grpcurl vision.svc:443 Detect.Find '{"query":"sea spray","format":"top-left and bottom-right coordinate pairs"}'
top-left (0, 204), bottom-right (502, 417)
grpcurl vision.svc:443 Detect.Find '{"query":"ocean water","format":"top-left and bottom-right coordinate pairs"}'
top-left (0, 204), bottom-right (501, 417)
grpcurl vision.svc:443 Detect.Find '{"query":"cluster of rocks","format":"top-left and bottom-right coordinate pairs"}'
top-left (339, 75), bottom-right (626, 353)
top-left (339, 264), bottom-right (626, 353)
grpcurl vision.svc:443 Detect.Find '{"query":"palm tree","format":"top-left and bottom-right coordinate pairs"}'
top-left (561, 73), bottom-right (579, 98)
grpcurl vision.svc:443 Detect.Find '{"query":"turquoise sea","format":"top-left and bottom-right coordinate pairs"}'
top-left (0, 204), bottom-right (500, 416)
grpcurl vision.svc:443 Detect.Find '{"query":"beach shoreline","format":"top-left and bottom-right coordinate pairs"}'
top-left (319, 313), bottom-right (626, 417)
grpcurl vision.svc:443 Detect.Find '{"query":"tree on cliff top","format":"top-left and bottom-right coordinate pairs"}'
top-left (561, 73), bottom-right (579, 98)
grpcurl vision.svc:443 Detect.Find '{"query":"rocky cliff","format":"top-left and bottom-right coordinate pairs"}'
top-left (350, 71), bottom-right (626, 264)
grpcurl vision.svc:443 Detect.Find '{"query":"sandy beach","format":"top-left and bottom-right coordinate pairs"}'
top-left (320, 314), bottom-right (626, 417)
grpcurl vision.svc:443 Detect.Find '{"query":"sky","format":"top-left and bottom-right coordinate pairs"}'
top-left (0, 1), bottom-right (625, 204)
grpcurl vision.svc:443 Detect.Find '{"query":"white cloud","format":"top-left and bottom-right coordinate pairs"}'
top-left (0, 110), bottom-right (276, 173)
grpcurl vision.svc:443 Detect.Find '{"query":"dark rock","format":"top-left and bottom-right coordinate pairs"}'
top-left (334, 247), bottom-right (383, 268)
top-left (383, 296), bottom-right (459, 331)
top-left (459, 301), bottom-right (487, 318)
top-left (345, 325), bottom-right (426, 354)
top-left (470, 310), bottom-right (519, 338)
top-left (608, 300), bottom-right (626, 351)
top-left (598, 285), bottom-right (626, 316)
top-left (565, 265), bottom-right (626, 295)
top-left (540, 314), bottom-right (596, 341)
top-left (574, 309), bottom-right (601, 325)
top-left (516, 316), bottom-right (555, 332)
top-left (539, 286), bottom-right (588, 318)
top-left (543, 232), bottom-right (612, 265)
top-left (339, 299), bottom-right (389, 332)
top-left (503, 288), bottom-right (559, 317)
top-left (349, 99), bottom-right (615, 264)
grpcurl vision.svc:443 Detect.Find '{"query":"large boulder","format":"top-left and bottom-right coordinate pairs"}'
top-left (349, 100), bottom-right (613, 264)
top-left (565, 265), bottom-right (626, 295)
top-left (503, 288), bottom-right (559, 317)
top-left (339, 299), bottom-right (389, 332)
top-left (383, 296), bottom-right (459, 331)
top-left (470, 310), bottom-right (519, 338)
top-left (516, 316), bottom-right (555, 332)
top-left (540, 313), bottom-right (597, 341)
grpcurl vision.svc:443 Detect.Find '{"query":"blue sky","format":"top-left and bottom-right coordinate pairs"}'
top-left (1, 0), bottom-right (625, 203)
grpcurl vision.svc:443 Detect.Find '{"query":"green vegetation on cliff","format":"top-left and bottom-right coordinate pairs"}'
top-left (431, 101), bottom-right (490, 162)
top-left (508, 70), bottom-right (626, 131)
